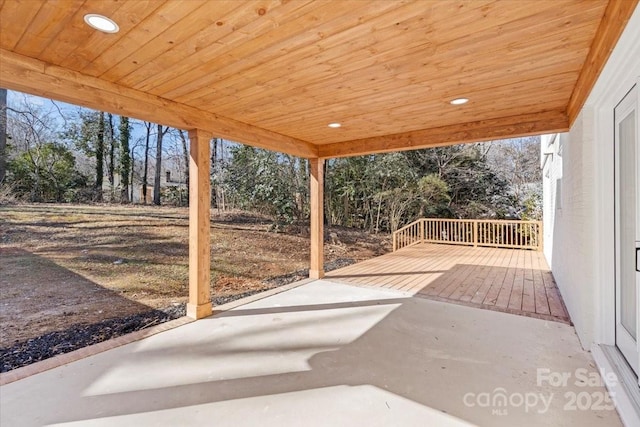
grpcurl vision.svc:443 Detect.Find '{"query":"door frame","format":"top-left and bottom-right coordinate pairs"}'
top-left (589, 30), bottom-right (640, 350)
top-left (613, 83), bottom-right (639, 375)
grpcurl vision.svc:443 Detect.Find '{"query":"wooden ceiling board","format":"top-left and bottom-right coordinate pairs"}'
top-left (79, 1), bottom-right (208, 77)
top-left (205, 43), bottom-right (584, 143)
top-left (271, 87), bottom-right (573, 145)
top-left (209, 23), bottom-right (593, 126)
top-left (133, 0), bottom-right (378, 97)
top-left (141, 0), bottom-right (344, 98)
top-left (157, 0), bottom-right (438, 101)
top-left (185, 1), bottom-right (601, 129)
top-left (126, 0), bottom-right (315, 91)
top-left (182, 0), bottom-right (572, 108)
top-left (35, 1), bottom-right (121, 66)
top-left (251, 73), bottom-right (577, 139)
top-left (172, 1), bottom-right (499, 104)
top-left (59, 1), bottom-right (167, 72)
top-left (12, 0), bottom-right (84, 58)
top-left (238, 44), bottom-right (589, 127)
top-left (0, 0), bottom-right (636, 158)
top-left (0, 0), bottom-right (44, 51)
top-left (99, 0), bottom-right (252, 84)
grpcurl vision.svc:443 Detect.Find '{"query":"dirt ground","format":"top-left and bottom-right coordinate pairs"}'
top-left (0, 203), bottom-right (389, 348)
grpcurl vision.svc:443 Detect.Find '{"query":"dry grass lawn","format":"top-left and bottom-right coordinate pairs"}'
top-left (0, 203), bottom-right (389, 348)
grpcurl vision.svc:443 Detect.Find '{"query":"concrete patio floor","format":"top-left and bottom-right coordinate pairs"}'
top-left (0, 280), bottom-right (620, 426)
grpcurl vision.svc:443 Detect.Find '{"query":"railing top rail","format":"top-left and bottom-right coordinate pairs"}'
top-left (472, 219), bottom-right (541, 224)
top-left (394, 218), bottom-right (424, 234)
top-left (420, 218), bottom-right (541, 224)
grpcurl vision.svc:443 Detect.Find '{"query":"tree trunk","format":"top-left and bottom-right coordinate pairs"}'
top-left (142, 122), bottom-right (151, 203)
top-left (107, 113), bottom-right (115, 199)
top-left (179, 129), bottom-right (189, 206)
top-left (219, 139), bottom-right (225, 210)
top-left (130, 147), bottom-right (135, 203)
top-left (210, 137), bottom-right (217, 208)
top-left (0, 88), bottom-right (7, 183)
top-left (95, 112), bottom-right (105, 201)
top-left (153, 124), bottom-right (165, 206)
top-left (119, 116), bottom-right (130, 203)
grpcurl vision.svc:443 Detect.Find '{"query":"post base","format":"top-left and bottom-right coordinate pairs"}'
top-left (186, 302), bottom-right (213, 319)
top-left (309, 269), bottom-right (325, 279)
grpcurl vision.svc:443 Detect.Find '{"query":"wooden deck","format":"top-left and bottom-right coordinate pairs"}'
top-left (325, 243), bottom-right (570, 324)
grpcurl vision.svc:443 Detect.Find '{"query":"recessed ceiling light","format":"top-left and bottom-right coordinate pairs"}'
top-left (84, 14), bottom-right (119, 33)
top-left (450, 98), bottom-right (469, 105)
top-left (328, 123), bottom-right (341, 128)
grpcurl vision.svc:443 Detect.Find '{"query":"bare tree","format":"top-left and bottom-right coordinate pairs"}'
top-left (153, 124), bottom-right (169, 205)
top-left (119, 116), bottom-right (130, 203)
top-left (487, 136), bottom-right (542, 211)
top-left (95, 112), bottom-right (105, 201)
top-left (0, 88), bottom-right (7, 183)
top-left (211, 137), bottom-right (217, 207)
top-left (178, 129), bottom-right (189, 188)
top-left (129, 133), bottom-right (145, 203)
top-left (5, 97), bottom-right (72, 202)
top-left (107, 113), bottom-right (116, 199)
top-left (142, 121), bottom-right (152, 203)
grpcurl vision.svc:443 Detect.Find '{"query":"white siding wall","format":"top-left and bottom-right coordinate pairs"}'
top-left (542, 110), bottom-right (597, 348)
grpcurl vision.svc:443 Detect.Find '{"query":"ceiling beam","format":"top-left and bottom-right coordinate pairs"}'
top-left (567, 0), bottom-right (639, 124)
top-left (317, 110), bottom-right (569, 158)
top-left (0, 49), bottom-right (318, 159)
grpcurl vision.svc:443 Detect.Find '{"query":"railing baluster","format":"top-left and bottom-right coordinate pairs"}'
top-left (513, 227), bottom-right (524, 246)
top-left (493, 223), bottom-right (496, 246)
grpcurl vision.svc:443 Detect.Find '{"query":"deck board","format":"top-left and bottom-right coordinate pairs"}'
top-left (521, 250), bottom-right (536, 313)
top-left (508, 248), bottom-right (525, 311)
top-left (325, 243), bottom-right (570, 324)
top-left (458, 251), bottom-right (491, 301)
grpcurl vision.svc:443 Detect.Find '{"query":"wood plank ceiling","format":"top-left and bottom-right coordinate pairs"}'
top-left (0, 0), bottom-right (637, 158)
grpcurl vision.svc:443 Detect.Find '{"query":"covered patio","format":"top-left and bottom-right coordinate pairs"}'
top-left (0, 280), bottom-right (621, 426)
top-left (1, 0), bottom-right (638, 425)
top-left (0, 0), bottom-right (635, 319)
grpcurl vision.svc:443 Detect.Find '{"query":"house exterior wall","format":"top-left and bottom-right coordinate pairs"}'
top-left (542, 111), bottom-right (597, 348)
top-left (542, 6), bottom-right (640, 352)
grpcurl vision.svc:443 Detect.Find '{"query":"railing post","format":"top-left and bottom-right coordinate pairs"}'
top-left (473, 220), bottom-right (478, 247)
top-left (537, 221), bottom-right (544, 252)
top-left (393, 231), bottom-right (397, 252)
top-left (420, 219), bottom-right (425, 244)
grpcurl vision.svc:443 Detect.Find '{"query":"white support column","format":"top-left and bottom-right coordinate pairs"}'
top-left (309, 158), bottom-right (325, 279)
top-left (186, 129), bottom-right (213, 319)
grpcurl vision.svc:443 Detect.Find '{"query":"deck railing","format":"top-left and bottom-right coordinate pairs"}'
top-left (392, 218), bottom-right (542, 252)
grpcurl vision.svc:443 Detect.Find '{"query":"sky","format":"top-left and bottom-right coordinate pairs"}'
top-left (7, 89), bottom-right (165, 148)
